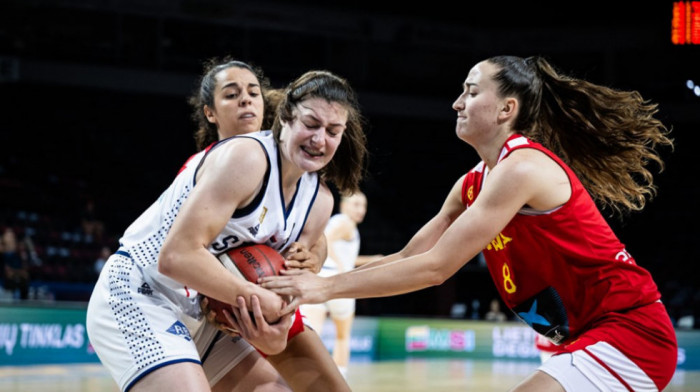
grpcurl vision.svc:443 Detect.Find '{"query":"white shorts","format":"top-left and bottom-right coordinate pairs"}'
top-left (539, 341), bottom-right (658, 392)
top-left (302, 298), bottom-right (355, 321)
top-left (86, 252), bottom-right (255, 391)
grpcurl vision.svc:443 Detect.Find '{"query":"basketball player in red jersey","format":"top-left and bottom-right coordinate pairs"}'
top-left (185, 58), bottom-right (351, 391)
top-left (263, 55), bottom-right (678, 391)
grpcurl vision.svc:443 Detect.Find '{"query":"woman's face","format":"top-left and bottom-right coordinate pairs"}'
top-left (205, 67), bottom-right (264, 138)
top-left (452, 61), bottom-right (504, 144)
top-left (279, 98), bottom-right (348, 174)
top-left (342, 193), bottom-right (367, 224)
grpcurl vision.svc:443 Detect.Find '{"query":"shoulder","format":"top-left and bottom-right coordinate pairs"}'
top-left (196, 137), bottom-right (269, 189)
top-left (314, 182), bottom-right (334, 212)
top-left (491, 148), bottom-right (571, 210)
top-left (501, 147), bottom-right (564, 180)
top-left (209, 137), bottom-right (268, 168)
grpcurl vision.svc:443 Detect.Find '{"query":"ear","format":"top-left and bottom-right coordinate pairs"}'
top-left (204, 105), bottom-right (216, 124)
top-left (497, 97), bottom-right (518, 123)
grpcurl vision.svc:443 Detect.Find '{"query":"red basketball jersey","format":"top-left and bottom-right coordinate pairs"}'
top-left (461, 134), bottom-right (660, 345)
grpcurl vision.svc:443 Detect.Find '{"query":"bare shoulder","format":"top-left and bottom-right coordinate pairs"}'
top-left (313, 182), bottom-right (334, 216)
top-left (212, 137), bottom-right (267, 166)
top-left (497, 148), bottom-right (564, 180)
top-left (195, 138), bottom-right (269, 199)
top-left (496, 148), bottom-right (570, 210)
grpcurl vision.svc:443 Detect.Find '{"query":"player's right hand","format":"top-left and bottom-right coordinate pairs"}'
top-left (223, 295), bottom-right (293, 355)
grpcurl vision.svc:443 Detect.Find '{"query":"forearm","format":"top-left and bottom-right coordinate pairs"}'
top-left (159, 246), bottom-right (257, 306)
top-left (355, 214), bottom-right (451, 271)
top-left (324, 215), bottom-right (485, 300)
top-left (310, 235), bottom-right (327, 263)
top-left (326, 251), bottom-right (447, 299)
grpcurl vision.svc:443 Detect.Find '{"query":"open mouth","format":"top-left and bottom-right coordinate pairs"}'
top-left (301, 146), bottom-right (323, 157)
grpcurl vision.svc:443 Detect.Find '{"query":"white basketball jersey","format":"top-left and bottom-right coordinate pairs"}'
top-left (322, 213), bottom-right (360, 273)
top-left (117, 130), bottom-right (319, 317)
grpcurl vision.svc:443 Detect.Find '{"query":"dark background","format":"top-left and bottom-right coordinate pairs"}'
top-left (1, 0), bottom-right (698, 323)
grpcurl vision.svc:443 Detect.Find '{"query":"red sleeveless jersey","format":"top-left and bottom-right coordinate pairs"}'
top-left (461, 134), bottom-right (660, 345)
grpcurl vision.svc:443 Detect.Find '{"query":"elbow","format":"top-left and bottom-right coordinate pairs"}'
top-left (158, 248), bottom-right (180, 278)
top-left (424, 261), bottom-right (452, 287)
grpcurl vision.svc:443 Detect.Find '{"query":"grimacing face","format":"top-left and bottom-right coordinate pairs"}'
top-left (205, 66), bottom-right (264, 138)
top-left (278, 98), bottom-right (348, 174)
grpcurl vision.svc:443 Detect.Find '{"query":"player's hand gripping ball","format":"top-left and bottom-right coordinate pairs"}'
top-left (204, 243), bottom-right (286, 327)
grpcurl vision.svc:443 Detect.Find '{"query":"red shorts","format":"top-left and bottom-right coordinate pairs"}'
top-left (559, 301), bottom-right (677, 390)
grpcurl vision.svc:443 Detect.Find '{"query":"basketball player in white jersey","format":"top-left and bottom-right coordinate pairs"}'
top-left (86, 69), bottom-right (367, 392)
top-left (187, 58), bottom-right (351, 391)
top-left (301, 191), bottom-right (381, 378)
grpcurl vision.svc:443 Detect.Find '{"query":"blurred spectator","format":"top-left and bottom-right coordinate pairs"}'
top-left (94, 245), bottom-right (111, 277)
top-left (2, 227), bottom-right (30, 299)
top-left (81, 199), bottom-right (105, 242)
top-left (484, 298), bottom-right (507, 322)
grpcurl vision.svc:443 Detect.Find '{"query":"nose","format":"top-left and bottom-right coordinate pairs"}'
top-left (309, 128), bottom-right (324, 145)
top-left (239, 92), bottom-right (252, 107)
top-left (452, 92), bottom-right (465, 111)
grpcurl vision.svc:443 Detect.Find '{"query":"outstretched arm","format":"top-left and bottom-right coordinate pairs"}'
top-left (262, 151), bottom-right (560, 313)
top-left (355, 174), bottom-right (467, 269)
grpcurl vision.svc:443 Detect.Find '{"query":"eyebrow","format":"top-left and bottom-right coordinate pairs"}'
top-left (300, 110), bottom-right (346, 129)
top-left (221, 82), bottom-right (260, 89)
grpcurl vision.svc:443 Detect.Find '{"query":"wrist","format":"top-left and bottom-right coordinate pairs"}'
top-left (322, 275), bottom-right (336, 301)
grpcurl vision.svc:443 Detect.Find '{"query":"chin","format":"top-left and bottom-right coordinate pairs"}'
top-left (299, 159), bottom-right (327, 173)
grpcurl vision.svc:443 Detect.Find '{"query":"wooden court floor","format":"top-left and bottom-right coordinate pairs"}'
top-left (1, 359), bottom-right (698, 391)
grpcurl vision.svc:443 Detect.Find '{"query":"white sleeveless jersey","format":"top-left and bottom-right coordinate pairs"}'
top-left (322, 213), bottom-right (360, 273)
top-left (118, 130), bottom-right (320, 317)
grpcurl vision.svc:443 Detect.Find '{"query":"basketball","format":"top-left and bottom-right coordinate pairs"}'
top-left (205, 243), bottom-right (286, 326)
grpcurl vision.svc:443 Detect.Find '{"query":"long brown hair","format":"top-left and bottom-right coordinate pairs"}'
top-left (488, 55), bottom-right (673, 215)
top-left (272, 70), bottom-right (368, 194)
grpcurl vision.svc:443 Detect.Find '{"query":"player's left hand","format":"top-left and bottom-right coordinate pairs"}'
top-left (283, 242), bottom-right (322, 273)
top-left (223, 295), bottom-right (292, 355)
top-left (200, 296), bottom-right (239, 336)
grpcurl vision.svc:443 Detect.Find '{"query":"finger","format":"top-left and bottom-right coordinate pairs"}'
top-left (283, 243), bottom-right (300, 258)
top-left (284, 259), bottom-right (313, 270)
top-left (232, 297), bottom-right (255, 332)
top-left (222, 309), bottom-right (242, 334)
top-left (258, 275), bottom-right (294, 285)
top-left (285, 248), bottom-right (309, 259)
top-left (279, 269), bottom-right (305, 276)
top-left (280, 298), bottom-right (300, 315)
top-left (250, 295), bottom-right (268, 326)
top-left (235, 296), bottom-right (253, 323)
top-left (276, 310), bottom-right (294, 329)
top-left (200, 297), bottom-right (218, 324)
top-left (206, 309), bottom-right (218, 325)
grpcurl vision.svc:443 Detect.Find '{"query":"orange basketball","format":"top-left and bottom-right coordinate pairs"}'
top-left (206, 243), bottom-right (286, 326)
